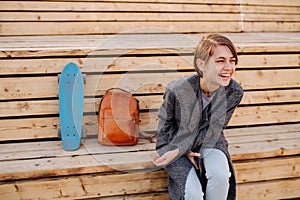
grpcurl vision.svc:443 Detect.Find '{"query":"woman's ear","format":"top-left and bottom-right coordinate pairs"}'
top-left (196, 59), bottom-right (205, 71)
top-left (195, 59), bottom-right (205, 77)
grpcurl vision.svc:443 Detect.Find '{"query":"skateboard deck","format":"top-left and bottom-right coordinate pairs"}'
top-left (58, 62), bottom-right (85, 151)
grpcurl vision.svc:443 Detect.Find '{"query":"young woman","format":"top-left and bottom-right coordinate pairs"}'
top-left (152, 34), bottom-right (244, 200)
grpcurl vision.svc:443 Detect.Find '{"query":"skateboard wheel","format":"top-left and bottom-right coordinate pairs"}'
top-left (57, 128), bottom-right (61, 138)
top-left (82, 126), bottom-right (87, 138)
top-left (82, 74), bottom-right (87, 84)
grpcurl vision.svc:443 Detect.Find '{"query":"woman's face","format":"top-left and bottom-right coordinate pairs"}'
top-left (198, 45), bottom-right (237, 91)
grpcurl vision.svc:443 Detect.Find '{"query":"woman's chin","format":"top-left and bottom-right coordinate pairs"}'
top-left (218, 79), bottom-right (231, 87)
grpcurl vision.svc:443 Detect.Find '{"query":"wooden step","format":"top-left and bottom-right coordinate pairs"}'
top-left (0, 157), bottom-right (299, 199)
top-left (1, 33), bottom-right (300, 58)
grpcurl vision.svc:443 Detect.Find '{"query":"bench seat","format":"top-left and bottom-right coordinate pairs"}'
top-left (0, 32), bottom-right (300, 199)
top-left (1, 124), bottom-right (300, 199)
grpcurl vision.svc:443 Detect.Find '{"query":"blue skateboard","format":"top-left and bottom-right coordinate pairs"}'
top-left (58, 62), bottom-right (86, 151)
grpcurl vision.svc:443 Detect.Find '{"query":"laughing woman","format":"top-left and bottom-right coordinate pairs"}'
top-left (153, 34), bottom-right (244, 200)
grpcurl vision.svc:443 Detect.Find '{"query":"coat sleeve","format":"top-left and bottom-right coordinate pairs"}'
top-left (156, 84), bottom-right (202, 157)
top-left (155, 87), bottom-right (176, 152)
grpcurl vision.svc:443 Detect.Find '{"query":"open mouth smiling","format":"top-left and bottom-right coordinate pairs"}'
top-left (218, 73), bottom-right (231, 78)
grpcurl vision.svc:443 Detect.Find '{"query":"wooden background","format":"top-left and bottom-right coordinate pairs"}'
top-left (0, 0), bottom-right (299, 199)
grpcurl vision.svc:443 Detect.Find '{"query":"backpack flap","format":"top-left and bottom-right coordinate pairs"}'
top-left (98, 88), bottom-right (139, 146)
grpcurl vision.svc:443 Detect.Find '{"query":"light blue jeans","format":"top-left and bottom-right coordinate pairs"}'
top-left (184, 148), bottom-right (231, 200)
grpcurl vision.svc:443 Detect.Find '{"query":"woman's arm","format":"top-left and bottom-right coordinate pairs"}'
top-left (154, 82), bottom-right (202, 166)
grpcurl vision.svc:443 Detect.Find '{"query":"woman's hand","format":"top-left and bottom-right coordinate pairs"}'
top-left (186, 151), bottom-right (201, 169)
top-left (152, 148), bottom-right (179, 167)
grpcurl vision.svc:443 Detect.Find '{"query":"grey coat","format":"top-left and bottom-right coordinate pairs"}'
top-left (156, 74), bottom-right (244, 200)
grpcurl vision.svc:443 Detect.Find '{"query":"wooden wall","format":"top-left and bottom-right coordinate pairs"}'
top-left (0, 0), bottom-right (299, 36)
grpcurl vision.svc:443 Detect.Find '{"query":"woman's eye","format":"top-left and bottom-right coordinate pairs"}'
top-left (216, 60), bottom-right (224, 63)
top-left (230, 60), bottom-right (236, 63)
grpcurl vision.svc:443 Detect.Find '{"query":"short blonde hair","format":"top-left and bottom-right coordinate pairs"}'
top-left (193, 34), bottom-right (238, 77)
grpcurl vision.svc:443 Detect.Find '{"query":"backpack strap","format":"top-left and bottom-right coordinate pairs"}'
top-left (105, 88), bottom-right (132, 95)
top-left (139, 131), bottom-right (157, 143)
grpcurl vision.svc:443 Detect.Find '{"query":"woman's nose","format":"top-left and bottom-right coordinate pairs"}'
top-left (224, 61), bottom-right (234, 70)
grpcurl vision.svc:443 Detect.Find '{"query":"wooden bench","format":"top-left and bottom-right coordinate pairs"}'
top-left (0, 0), bottom-right (300, 199)
top-left (1, 32), bottom-right (300, 200)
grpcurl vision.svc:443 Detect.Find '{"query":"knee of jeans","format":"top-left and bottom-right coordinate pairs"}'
top-left (206, 170), bottom-right (231, 186)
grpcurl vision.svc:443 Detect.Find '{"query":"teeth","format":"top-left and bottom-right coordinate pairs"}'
top-left (219, 74), bottom-right (230, 77)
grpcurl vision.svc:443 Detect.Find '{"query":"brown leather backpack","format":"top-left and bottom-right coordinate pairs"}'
top-left (98, 88), bottom-right (139, 146)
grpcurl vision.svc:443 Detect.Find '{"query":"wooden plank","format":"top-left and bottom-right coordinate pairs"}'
top-left (242, 4), bottom-right (300, 14)
top-left (0, 21), bottom-right (242, 36)
top-left (1, 89), bottom-right (300, 121)
top-left (241, 89), bottom-right (300, 105)
top-left (0, 170), bottom-right (299, 200)
top-left (0, 125), bottom-right (298, 157)
top-left (0, 102), bottom-right (299, 141)
top-left (2, 89), bottom-right (300, 117)
top-left (11, 0), bottom-right (300, 7)
top-left (0, 150), bottom-right (156, 181)
top-left (0, 72), bottom-right (188, 100)
top-left (0, 96), bottom-right (160, 118)
top-left (1, 21), bottom-right (299, 36)
top-left (1, 158), bottom-right (299, 199)
top-left (229, 104), bottom-right (300, 126)
top-left (238, 0), bottom-right (300, 7)
top-left (0, 136), bottom-right (299, 181)
top-left (2, 35), bottom-right (291, 56)
top-left (230, 138), bottom-right (300, 160)
top-left (140, 103), bottom-right (300, 130)
top-left (0, 56), bottom-right (194, 75)
top-left (243, 22), bottom-right (300, 32)
top-left (1, 1), bottom-right (299, 13)
top-left (1, 33), bottom-right (298, 48)
top-left (234, 156), bottom-right (300, 183)
top-left (0, 171), bottom-right (168, 200)
top-left (226, 32), bottom-right (300, 43)
top-left (238, 54), bottom-right (300, 69)
top-left (1, 69), bottom-right (299, 100)
top-left (0, 1), bottom-right (240, 12)
top-left (2, 12), bottom-right (299, 22)
top-left (227, 132), bottom-right (300, 145)
top-left (0, 54), bottom-right (299, 75)
top-left (1, 33), bottom-right (299, 58)
top-left (237, 178), bottom-right (300, 200)
top-left (233, 68), bottom-right (300, 90)
top-left (0, 139), bottom-right (155, 161)
top-left (25, 0), bottom-right (236, 3)
top-left (81, 192), bottom-right (169, 200)
top-left (0, 141), bottom-right (300, 183)
top-left (0, 117), bottom-right (61, 141)
top-left (0, 11), bottom-right (299, 23)
top-left (225, 123), bottom-right (300, 138)
top-left (1, 33), bottom-right (200, 57)
top-left (1, 102), bottom-right (299, 141)
top-left (0, 12), bottom-right (241, 22)
top-left (243, 13), bottom-right (300, 22)
top-left (237, 43), bottom-right (300, 53)
top-left (0, 138), bottom-right (300, 182)
top-left (1, 130), bottom-right (299, 162)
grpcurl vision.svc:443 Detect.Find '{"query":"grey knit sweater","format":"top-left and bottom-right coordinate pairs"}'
top-left (156, 74), bottom-right (244, 200)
